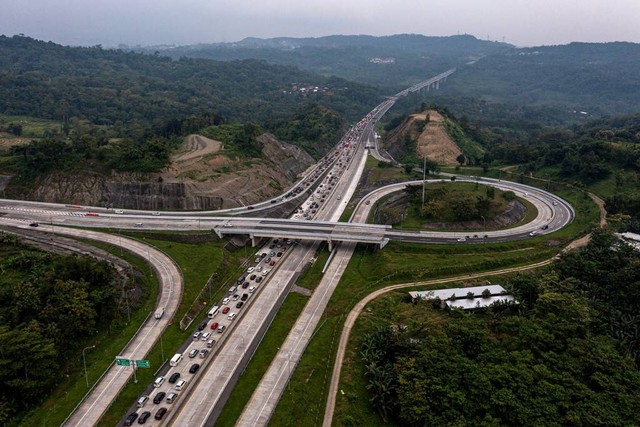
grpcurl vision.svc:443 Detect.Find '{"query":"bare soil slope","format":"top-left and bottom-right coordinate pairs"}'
top-left (383, 110), bottom-right (462, 166)
top-left (159, 133), bottom-right (315, 208)
top-left (0, 133), bottom-right (30, 150)
top-left (415, 110), bottom-right (461, 166)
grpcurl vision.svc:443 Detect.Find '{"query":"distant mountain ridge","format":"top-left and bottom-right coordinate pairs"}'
top-left (140, 34), bottom-right (510, 88)
top-left (442, 40), bottom-right (640, 116)
top-left (145, 34), bottom-right (640, 117)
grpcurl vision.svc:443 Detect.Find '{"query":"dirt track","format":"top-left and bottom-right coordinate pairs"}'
top-left (172, 134), bottom-right (222, 165)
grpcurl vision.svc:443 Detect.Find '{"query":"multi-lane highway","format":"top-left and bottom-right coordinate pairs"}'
top-left (0, 177), bottom-right (574, 247)
top-left (0, 68), bottom-right (576, 426)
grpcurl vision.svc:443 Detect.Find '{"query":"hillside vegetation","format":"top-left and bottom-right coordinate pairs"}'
top-left (0, 35), bottom-right (381, 128)
top-left (0, 234), bottom-right (131, 422)
top-left (344, 231), bottom-right (640, 426)
top-left (442, 42), bottom-right (640, 116)
top-left (140, 34), bottom-right (510, 89)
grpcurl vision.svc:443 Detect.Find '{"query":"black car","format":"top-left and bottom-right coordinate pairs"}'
top-left (197, 320), bottom-right (208, 331)
top-left (241, 293), bottom-right (248, 301)
top-left (168, 372), bottom-right (180, 383)
top-left (250, 274), bottom-right (256, 280)
top-left (153, 391), bottom-right (166, 404)
top-left (242, 282), bottom-right (250, 289)
top-left (236, 301), bottom-right (244, 309)
top-left (123, 412), bottom-right (138, 426)
top-left (189, 363), bottom-right (200, 374)
top-left (29, 222), bottom-right (39, 227)
top-left (256, 277), bottom-right (263, 283)
top-left (154, 407), bottom-right (168, 420)
top-left (138, 411), bottom-right (151, 424)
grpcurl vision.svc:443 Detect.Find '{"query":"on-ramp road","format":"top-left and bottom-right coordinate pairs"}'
top-left (0, 220), bottom-right (186, 427)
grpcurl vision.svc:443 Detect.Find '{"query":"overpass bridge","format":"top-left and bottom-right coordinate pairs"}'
top-left (212, 221), bottom-right (391, 250)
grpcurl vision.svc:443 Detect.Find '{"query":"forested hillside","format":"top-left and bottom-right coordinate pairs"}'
top-left (0, 233), bottom-right (130, 420)
top-left (354, 231), bottom-right (640, 426)
top-left (141, 34), bottom-right (510, 88)
top-left (442, 42), bottom-right (640, 116)
top-left (0, 35), bottom-right (381, 127)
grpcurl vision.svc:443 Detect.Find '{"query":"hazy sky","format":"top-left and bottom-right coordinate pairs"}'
top-left (2, 0), bottom-right (639, 47)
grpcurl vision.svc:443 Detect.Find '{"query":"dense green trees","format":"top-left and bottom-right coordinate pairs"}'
top-left (405, 183), bottom-right (498, 222)
top-left (143, 34), bottom-right (507, 89)
top-left (7, 133), bottom-right (176, 179)
top-left (0, 35), bottom-right (381, 127)
top-left (268, 103), bottom-right (345, 157)
top-left (442, 42), bottom-right (640, 116)
top-left (0, 235), bottom-right (125, 417)
top-left (360, 231), bottom-right (640, 425)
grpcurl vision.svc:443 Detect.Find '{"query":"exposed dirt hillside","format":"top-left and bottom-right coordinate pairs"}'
top-left (383, 110), bottom-right (462, 166)
top-left (156, 132), bottom-right (315, 208)
top-left (0, 132), bottom-right (30, 150)
top-left (416, 111), bottom-right (462, 165)
top-left (20, 133), bottom-right (315, 209)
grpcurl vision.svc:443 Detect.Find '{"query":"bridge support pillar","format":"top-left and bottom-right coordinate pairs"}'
top-left (328, 239), bottom-right (333, 252)
top-left (250, 234), bottom-right (258, 247)
top-left (436, 81), bottom-right (440, 90)
top-left (380, 238), bottom-right (390, 249)
top-left (213, 228), bottom-right (223, 239)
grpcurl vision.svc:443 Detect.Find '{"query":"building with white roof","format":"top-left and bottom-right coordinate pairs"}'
top-left (409, 285), bottom-right (517, 310)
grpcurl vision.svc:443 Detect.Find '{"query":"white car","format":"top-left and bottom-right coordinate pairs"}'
top-left (115, 209), bottom-right (124, 214)
top-left (529, 231), bottom-right (538, 237)
top-left (222, 297), bottom-right (230, 305)
top-left (246, 267), bottom-right (254, 273)
top-left (457, 237), bottom-right (466, 242)
top-left (248, 286), bottom-right (256, 293)
top-left (201, 332), bottom-right (211, 341)
top-left (175, 379), bottom-right (187, 391)
top-left (228, 312), bottom-right (237, 321)
top-left (153, 376), bottom-right (165, 388)
top-left (261, 269), bottom-right (270, 276)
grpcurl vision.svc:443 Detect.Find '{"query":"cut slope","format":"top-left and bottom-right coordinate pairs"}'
top-left (415, 110), bottom-right (462, 166)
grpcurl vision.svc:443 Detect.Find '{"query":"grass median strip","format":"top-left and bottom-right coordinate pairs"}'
top-left (216, 292), bottom-right (309, 426)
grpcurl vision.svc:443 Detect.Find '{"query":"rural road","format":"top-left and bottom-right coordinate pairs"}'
top-left (322, 195), bottom-right (606, 426)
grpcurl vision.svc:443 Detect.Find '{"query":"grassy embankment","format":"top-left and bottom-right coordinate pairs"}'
top-left (215, 246), bottom-right (330, 425)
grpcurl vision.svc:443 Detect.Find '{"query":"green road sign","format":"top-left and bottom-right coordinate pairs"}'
top-left (135, 359), bottom-right (151, 368)
top-left (115, 358), bottom-right (130, 366)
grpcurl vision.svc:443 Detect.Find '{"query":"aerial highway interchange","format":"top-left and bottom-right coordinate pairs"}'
top-left (0, 69), bottom-right (574, 426)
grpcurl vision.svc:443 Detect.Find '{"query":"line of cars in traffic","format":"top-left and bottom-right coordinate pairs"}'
top-left (121, 122), bottom-right (360, 425)
top-left (123, 237), bottom-right (292, 425)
